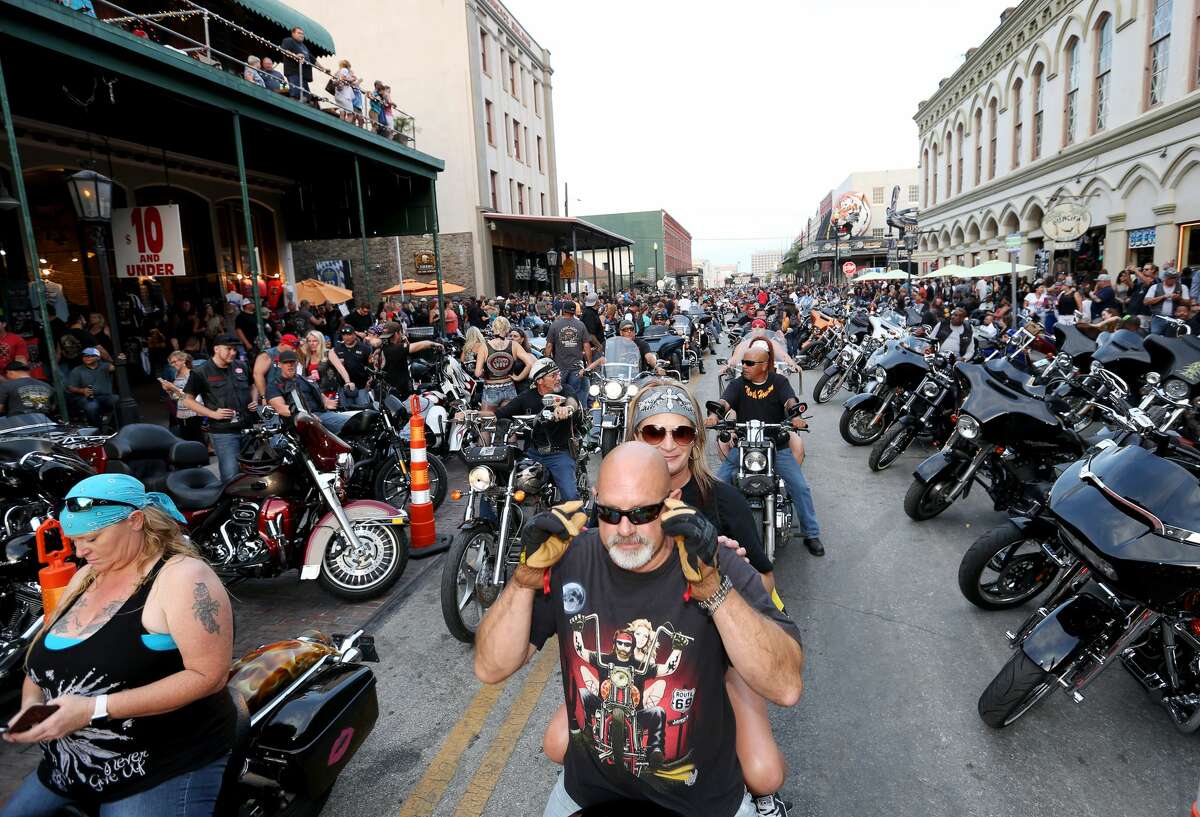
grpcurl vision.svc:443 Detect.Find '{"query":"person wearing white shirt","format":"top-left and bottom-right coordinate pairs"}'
top-left (1145, 270), bottom-right (1191, 335)
top-left (932, 308), bottom-right (975, 360)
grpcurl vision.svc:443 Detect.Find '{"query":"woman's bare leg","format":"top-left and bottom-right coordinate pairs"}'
top-left (726, 669), bottom-right (786, 797)
top-left (543, 702), bottom-right (568, 764)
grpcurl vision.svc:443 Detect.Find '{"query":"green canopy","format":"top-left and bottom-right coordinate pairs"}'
top-left (230, 0), bottom-right (336, 55)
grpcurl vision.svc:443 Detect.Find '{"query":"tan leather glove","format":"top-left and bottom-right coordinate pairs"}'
top-left (661, 498), bottom-right (722, 601)
top-left (511, 500), bottom-right (587, 590)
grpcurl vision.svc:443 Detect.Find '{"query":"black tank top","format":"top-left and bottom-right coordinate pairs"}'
top-left (27, 558), bottom-right (236, 802)
top-left (483, 341), bottom-right (516, 383)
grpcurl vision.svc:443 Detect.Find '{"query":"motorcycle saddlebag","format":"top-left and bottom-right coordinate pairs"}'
top-left (254, 662), bottom-right (379, 798)
top-left (460, 445), bottom-right (515, 470)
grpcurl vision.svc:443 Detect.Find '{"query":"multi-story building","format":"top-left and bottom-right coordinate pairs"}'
top-left (795, 169), bottom-right (919, 281)
top-left (751, 249), bottom-right (783, 278)
top-left (580, 210), bottom-right (693, 286)
top-left (915, 0), bottom-right (1200, 277)
top-left (287, 0), bottom-right (560, 295)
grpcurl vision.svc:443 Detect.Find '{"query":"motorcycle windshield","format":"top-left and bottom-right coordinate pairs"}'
top-left (955, 361), bottom-right (1061, 428)
top-left (672, 315), bottom-right (692, 333)
top-left (1082, 444), bottom-right (1200, 540)
top-left (1145, 334), bottom-right (1200, 385)
top-left (1053, 323), bottom-right (1098, 361)
top-left (1093, 329), bottom-right (1151, 365)
top-left (873, 340), bottom-right (930, 377)
top-left (603, 337), bottom-right (641, 379)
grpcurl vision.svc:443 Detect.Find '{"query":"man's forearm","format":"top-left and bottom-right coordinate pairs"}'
top-left (474, 582), bottom-right (537, 684)
top-left (713, 590), bottom-right (803, 706)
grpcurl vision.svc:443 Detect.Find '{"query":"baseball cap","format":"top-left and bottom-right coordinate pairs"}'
top-left (585, 293), bottom-right (598, 306)
top-left (619, 320), bottom-right (635, 331)
top-left (278, 349), bottom-right (300, 363)
top-left (530, 357), bottom-right (561, 382)
top-left (81, 347), bottom-right (101, 357)
top-left (561, 301), bottom-right (576, 314)
top-left (340, 324), bottom-right (357, 334)
top-left (7, 361), bottom-right (29, 372)
top-left (213, 334), bottom-right (240, 349)
top-left (1165, 269), bottom-right (1180, 278)
top-left (280, 333), bottom-right (300, 347)
top-left (379, 321), bottom-right (403, 339)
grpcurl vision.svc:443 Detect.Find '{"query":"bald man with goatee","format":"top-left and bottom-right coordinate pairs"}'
top-left (475, 442), bottom-right (804, 817)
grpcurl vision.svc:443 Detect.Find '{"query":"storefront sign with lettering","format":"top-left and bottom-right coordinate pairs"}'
top-left (112, 205), bottom-right (186, 277)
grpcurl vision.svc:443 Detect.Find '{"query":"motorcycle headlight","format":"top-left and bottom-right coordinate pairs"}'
top-left (1164, 379), bottom-right (1190, 400)
top-left (626, 384), bottom-right (638, 398)
top-left (603, 380), bottom-right (624, 400)
top-left (956, 415), bottom-right (981, 440)
top-left (589, 384), bottom-right (600, 397)
top-left (468, 466), bottom-right (495, 492)
top-left (745, 450), bottom-right (768, 473)
top-left (921, 381), bottom-right (940, 398)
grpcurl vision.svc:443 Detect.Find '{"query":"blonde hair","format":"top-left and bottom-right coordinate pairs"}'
top-left (491, 316), bottom-right (511, 337)
top-left (302, 330), bottom-right (327, 368)
top-left (461, 326), bottom-right (485, 363)
top-left (30, 507), bottom-right (196, 661)
top-left (167, 351), bottom-right (193, 368)
top-left (625, 378), bottom-right (715, 502)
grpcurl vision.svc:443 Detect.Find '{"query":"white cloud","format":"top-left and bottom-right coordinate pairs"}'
top-left (504, 0), bottom-right (1013, 267)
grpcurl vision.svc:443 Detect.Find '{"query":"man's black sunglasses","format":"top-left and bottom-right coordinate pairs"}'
top-left (65, 497), bottom-right (139, 513)
top-left (594, 500), bottom-right (668, 525)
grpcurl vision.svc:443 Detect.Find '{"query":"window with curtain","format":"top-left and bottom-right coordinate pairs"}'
top-left (931, 144), bottom-right (938, 206)
top-left (1065, 39), bottom-right (1080, 145)
top-left (955, 123), bottom-right (964, 194)
top-left (1032, 64), bottom-right (1044, 159)
top-left (1149, 0), bottom-right (1173, 107)
top-left (988, 99), bottom-right (997, 179)
top-left (1095, 16), bottom-right (1112, 130)
top-left (1012, 79), bottom-right (1023, 168)
top-left (945, 133), bottom-right (952, 198)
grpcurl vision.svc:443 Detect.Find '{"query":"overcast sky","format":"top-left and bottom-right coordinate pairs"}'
top-left (503, 0), bottom-right (1015, 270)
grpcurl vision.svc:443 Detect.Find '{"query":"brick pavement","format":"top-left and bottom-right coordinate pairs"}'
top-left (0, 460), bottom-right (469, 806)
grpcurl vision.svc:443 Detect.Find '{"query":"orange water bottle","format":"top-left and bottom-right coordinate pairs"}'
top-left (36, 519), bottom-right (76, 617)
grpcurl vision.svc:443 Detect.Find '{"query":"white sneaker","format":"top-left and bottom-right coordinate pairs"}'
top-left (753, 794), bottom-right (789, 817)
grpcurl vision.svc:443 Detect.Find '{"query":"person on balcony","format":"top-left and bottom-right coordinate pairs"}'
top-left (280, 26), bottom-right (314, 103)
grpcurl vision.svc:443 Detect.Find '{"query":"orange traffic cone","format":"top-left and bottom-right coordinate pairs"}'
top-left (36, 519), bottom-right (76, 617)
top-left (407, 396), bottom-right (437, 550)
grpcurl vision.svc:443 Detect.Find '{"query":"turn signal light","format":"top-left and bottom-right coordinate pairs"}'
top-left (513, 490), bottom-right (527, 503)
top-left (1189, 619), bottom-right (1200, 638)
top-left (450, 490), bottom-right (463, 501)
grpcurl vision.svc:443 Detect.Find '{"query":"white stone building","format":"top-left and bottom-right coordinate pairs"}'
top-left (287, 0), bottom-right (559, 295)
top-left (915, 0), bottom-right (1200, 277)
top-left (751, 249), bottom-right (783, 277)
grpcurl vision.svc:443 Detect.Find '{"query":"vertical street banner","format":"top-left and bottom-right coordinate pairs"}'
top-left (112, 205), bottom-right (186, 277)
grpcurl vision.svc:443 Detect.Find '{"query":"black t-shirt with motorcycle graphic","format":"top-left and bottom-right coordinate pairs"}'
top-left (530, 530), bottom-right (801, 817)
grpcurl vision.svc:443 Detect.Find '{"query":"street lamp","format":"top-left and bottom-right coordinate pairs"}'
top-left (652, 242), bottom-right (660, 288)
top-left (66, 169), bottom-right (139, 426)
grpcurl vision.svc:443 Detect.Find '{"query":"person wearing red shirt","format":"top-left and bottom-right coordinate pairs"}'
top-left (0, 316), bottom-right (29, 374)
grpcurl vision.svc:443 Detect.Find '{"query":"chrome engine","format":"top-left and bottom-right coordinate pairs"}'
top-left (208, 500), bottom-right (269, 567)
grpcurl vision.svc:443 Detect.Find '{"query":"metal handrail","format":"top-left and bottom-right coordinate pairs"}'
top-left (72, 0), bottom-right (417, 146)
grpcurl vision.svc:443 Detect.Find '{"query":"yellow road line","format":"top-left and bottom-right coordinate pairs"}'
top-left (450, 641), bottom-right (560, 817)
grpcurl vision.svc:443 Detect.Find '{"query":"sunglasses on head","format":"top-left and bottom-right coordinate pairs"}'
top-left (65, 497), bottom-right (138, 513)
top-left (594, 500), bottom-right (668, 525)
top-left (638, 424), bottom-right (696, 446)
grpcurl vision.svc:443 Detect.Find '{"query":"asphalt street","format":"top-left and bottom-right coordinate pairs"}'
top-left (323, 344), bottom-right (1198, 817)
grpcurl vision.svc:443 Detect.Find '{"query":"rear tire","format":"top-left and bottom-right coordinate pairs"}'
top-left (958, 525), bottom-right (1060, 610)
top-left (978, 650), bottom-right (1055, 728)
top-left (840, 404), bottom-right (885, 446)
top-left (903, 475), bottom-right (956, 521)
top-left (869, 423), bottom-right (915, 471)
top-left (374, 452), bottom-right (448, 511)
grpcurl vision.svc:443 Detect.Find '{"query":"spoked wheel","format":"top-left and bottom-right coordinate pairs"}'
top-left (374, 452), bottom-right (448, 510)
top-left (978, 650), bottom-right (1056, 728)
top-left (813, 369), bottom-right (846, 404)
top-left (959, 526), bottom-right (1061, 610)
top-left (839, 405), bottom-right (885, 446)
top-left (318, 520), bottom-right (408, 601)
top-left (903, 475), bottom-right (957, 520)
top-left (868, 423), bottom-right (916, 471)
top-left (440, 528), bottom-right (502, 643)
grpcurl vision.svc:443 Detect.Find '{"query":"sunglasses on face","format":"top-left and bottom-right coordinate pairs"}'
top-left (638, 424), bottom-right (697, 446)
top-left (594, 500), bottom-right (668, 525)
top-left (65, 497), bottom-right (138, 513)
top-left (742, 359), bottom-right (767, 367)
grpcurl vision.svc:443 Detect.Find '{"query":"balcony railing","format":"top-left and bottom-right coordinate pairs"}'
top-left (50, 0), bottom-right (417, 147)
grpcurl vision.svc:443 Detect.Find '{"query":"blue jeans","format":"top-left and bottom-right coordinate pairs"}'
top-left (562, 369), bottom-right (589, 406)
top-left (315, 410), bottom-right (353, 435)
top-left (210, 431), bottom-right (242, 482)
top-left (525, 449), bottom-right (579, 502)
top-left (718, 444), bottom-right (820, 537)
top-left (1150, 315), bottom-right (1175, 335)
top-left (1, 752), bottom-right (229, 817)
top-left (339, 385), bottom-right (370, 409)
top-left (68, 393), bottom-right (117, 425)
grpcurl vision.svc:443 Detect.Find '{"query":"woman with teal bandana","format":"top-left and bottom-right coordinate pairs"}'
top-left (2, 474), bottom-right (237, 817)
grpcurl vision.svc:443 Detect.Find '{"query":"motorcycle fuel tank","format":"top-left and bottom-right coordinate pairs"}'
top-left (226, 468), bottom-right (299, 500)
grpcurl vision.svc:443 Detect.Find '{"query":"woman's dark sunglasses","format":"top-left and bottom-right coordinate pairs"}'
top-left (638, 424), bottom-right (697, 446)
top-left (594, 500), bottom-right (668, 525)
top-left (65, 497), bottom-right (138, 513)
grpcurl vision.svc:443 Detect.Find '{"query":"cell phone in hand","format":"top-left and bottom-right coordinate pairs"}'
top-left (2, 703), bottom-right (59, 734)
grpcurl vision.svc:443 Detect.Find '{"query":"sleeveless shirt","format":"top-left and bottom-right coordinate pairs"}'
top-left (26, 559), bottom-right (236, 802)
top-left (483, 341), bottom-right (516, 384)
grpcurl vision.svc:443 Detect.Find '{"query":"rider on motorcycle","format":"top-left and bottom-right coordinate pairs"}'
top-left (494, 357), bottom-right (580, 501)
top-left (707, 340), bottom-right (824, 556)
top-left (931, 307), bottom-right (975, 361)
top-left (264, 350), bottom-right (355, 435)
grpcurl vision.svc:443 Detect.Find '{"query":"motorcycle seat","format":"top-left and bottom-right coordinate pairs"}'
top-left (166, 467), bottom-right (227, 510)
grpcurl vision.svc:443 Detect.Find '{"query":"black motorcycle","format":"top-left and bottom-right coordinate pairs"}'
top-left (812, 331), bottom-right (881, 405)
top-left (976, 441), bottom-right (1200, 730)
top-left (641, 324), bottom-right (693, 382)
top-left (868, 352), bottom-right (959, 472)
top-left (839, 336), bottom-right (930, 446)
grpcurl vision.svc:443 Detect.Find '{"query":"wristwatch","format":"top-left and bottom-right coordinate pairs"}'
top-left (91, 693), bottom-right (109, 722)
top-left (698, 575), bottom-right (734, 616)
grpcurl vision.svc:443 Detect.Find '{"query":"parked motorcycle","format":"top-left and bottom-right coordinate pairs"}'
top-left (868, 352), bottom-right (959, 472)
top-left (162, 407), bottom-right (409, 601)
top-left (440, 406), bottom-right (588, 642)
top-left (839, 336), bottom-right (931, 446)
top-left (812, 331), bottom-right (882, 405)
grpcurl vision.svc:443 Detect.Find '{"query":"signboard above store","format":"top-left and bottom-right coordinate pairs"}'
top-left (414, 252), bottom-right (436, 273)
top-left (112, 205), bottom-right (185, 277)
top-left (1042, 201), bottom-right (1092, 243)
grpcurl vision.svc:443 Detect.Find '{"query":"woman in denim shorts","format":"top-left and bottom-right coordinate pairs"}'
top-left (475, 316), bottom-right (536, 417)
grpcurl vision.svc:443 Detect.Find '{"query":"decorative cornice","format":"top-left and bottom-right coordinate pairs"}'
top-left (1108, 212), bottom-right (1127, 223)
top-left (1153, 203), bottom-right (1177, 216)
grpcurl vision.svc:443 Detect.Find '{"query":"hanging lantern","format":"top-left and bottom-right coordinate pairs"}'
top-left (65, 169), bottom-right (113, 223)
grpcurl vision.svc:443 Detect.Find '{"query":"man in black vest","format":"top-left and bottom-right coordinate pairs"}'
top-left (932, 308), bottom-right (975, 360)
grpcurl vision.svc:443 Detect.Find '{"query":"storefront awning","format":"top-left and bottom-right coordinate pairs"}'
top-left (228, 0), bottom-right (336, 55)
top-left (485, 213), bottom-right (634, 251)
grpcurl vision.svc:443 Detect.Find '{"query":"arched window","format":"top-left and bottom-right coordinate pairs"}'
top-left (1032, 63), bottom-right (1045, 160)
top-left (931, 143), bottom-right (939, 206)
top-left (1148, 0), bottom-right (1173, 107)
top-left (1064, 37), bottom-right (1080, 145)
top-left (944, 131), bottom-right (952, 199)
top-left (1012, 78), bottom-right (1024, 168)
top-left (973, 108), bottom-right (983, 185)
top-left (1094, 14), bottom-right (1113, 131)
top-left (987, 98), bottom-right (998, 180)
top-left (922, 147), bottom-right (929, 207)
top-left (955, 122), bottom-right (964, 194)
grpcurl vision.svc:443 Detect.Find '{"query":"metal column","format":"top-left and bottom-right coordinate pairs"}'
top-left (570, 226), bottom-right (577, 295)
top-left (232, 113), bottom-right (265, 347)
top-left (430, 181), bottom-right (446, 335)
top-left (352, 156), bottom-right (370, 305)
top-left (0, 55), bottom-right (67, 418)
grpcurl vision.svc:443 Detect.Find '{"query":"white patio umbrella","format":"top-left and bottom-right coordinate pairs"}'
top-left (970, 258), bottom-right (1036, 278)
top-left (917, 264), bottom-right (971, 279)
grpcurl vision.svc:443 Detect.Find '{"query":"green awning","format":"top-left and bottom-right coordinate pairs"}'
top-left (229, 0), bottom-right (336, 55)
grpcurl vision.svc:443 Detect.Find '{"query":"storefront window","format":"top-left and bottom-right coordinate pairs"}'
top-left (1178, 223), bottom-right (1200, 271)
top-left (216, 200), bottom-right (280, 299)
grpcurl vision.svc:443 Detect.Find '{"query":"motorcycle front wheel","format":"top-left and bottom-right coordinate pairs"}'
top-left (374, 452), bottom-right (449, 510)
top-left (868, 423), bottom-right (916, 471)
top-left (813, 369), bottom-right (845, 404)
top-left (318, 521), bottom-right (408, 601)
top-left (977, 650), bottom-right (1055, 728)
top-left (600, 426), bottom-right (621, 456)
top-left (903, 474), bottom-right (957, 520)
top-left (839, 404), bottom-right (886, 446)
top-left (441, 527), bottom-right (502, 643)
top-left (958, 525), bottom-right (1061, 610)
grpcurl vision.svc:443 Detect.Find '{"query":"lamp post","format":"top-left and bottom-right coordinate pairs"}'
top-left (652, 241), bottom-right (660, 288)
top-left (66, 169), bottom-right (139, 426)
top-left (546, 248), bottom-right (559, 292)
